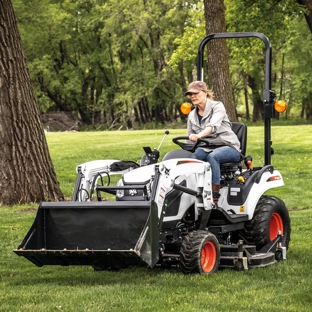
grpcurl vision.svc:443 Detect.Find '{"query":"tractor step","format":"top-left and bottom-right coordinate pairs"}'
top-left (220, 244), bottom-right (276, 270)
top-left (220, 244), bottom-right (257, 255)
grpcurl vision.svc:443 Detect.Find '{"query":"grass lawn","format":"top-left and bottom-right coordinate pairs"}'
top-left (1, 125), bottom-right (312, 311)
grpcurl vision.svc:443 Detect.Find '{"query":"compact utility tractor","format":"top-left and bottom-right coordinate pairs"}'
top-left (14, 32), bottom-right (291, 274)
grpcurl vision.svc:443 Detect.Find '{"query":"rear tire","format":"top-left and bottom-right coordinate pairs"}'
top-left (243, 195), bottom-right (291, 250)
top-left (179, 231), bottom-right (220, 274)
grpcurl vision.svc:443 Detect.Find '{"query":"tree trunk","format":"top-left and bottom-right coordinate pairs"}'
top-left (203, 0), bottom-right (237, 121)
top-left (297, 0), bottom-right (312, 32)
top-left (142, 97), bottom-right (151, 122)
top-left (0, 0), bottom-right (64, 205)
top-left (78, 75), bottom-right (91, 124)
top-left (134, 106), bottom-right (141, 123)
top-left (244, 85), bottom-right (250, 121)
top-left (301, 92), bottom-right (312, 119)
top-left (138, 100), bottom-right (147, 123)
top-left (247, 74), bottom-right (263, 122)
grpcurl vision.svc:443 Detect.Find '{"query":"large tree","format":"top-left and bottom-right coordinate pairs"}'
top-left (204, 0), bottom-right (236, 121)
top-left (0, 0), bottom-right (63, 205)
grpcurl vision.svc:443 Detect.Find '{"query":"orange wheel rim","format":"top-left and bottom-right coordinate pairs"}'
top-left (269, 212), bottom-right (284, 241)
top-left (201, 241), bottom-right (216, 273)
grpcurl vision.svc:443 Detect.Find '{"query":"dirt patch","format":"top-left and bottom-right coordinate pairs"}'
top-left (41, 111), bottom-right (82, 132)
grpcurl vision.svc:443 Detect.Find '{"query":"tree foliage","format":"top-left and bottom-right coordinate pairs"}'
top-left (13, 0), bottom-right (196, 128)
top-left (12, 0), bottom-right (312, 126)
top-left (224, 0), bottom-right (312, 120)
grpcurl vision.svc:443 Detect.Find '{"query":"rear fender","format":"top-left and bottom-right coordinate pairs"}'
top-left (245, 169), bottom-right (284, 218)
top-left (220, 169), bottom-right (284, 219)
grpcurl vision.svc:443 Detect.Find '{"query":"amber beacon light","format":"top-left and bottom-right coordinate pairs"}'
top-left (274, 100), bottom-right (288, 113)
top-left (180, 102), bottom-right (192, 115)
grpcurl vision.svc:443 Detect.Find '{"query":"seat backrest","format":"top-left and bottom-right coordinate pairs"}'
top-left (231, 122), bottom-right (247, 156)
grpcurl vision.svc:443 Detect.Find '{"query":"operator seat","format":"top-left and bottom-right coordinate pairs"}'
top-left (162, 122), bottom-right (247, 172)
top-left (220, 122), bottom-right (247, 174)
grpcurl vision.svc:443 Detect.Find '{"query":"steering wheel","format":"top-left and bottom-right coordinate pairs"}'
top-left (172, 136), bottom-right (211, 153)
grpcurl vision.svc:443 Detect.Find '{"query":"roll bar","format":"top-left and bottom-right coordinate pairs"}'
top-left (197, 32), bottom-right (275, 165)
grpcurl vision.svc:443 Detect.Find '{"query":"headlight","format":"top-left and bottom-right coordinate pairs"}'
top-left (116, 179), bottom-right (124, 198)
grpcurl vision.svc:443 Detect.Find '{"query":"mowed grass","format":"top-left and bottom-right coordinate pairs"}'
top-left (1, 125), bottom-right (312, 312)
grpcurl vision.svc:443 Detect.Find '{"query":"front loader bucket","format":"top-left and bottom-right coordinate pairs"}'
top-left (14, 200), bottom-right (160, 268)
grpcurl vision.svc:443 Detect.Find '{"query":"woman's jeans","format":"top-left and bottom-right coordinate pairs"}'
top-left (194, 147), bottom-right (241, 184)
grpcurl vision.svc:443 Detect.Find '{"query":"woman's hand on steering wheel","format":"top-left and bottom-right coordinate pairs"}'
top-left (172, 136), bottom-right (210, 152)
top-left (189, 133), bottom-right (201, 142)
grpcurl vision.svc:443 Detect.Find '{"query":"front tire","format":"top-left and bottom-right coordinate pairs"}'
top-left (243, 195), bottom-right (291, 250)
top-left (179, 231), bottom-right (220, 274)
